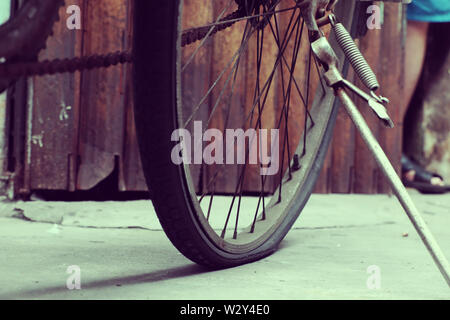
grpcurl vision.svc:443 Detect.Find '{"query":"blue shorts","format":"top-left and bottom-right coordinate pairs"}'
top-left (407, 0), bottom-right (450, 22)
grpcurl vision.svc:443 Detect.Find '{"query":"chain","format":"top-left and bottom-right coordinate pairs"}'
top-left (0, 10), bottom-right (243, 80)
top-left (0, 2), bottom-right (283, 79)
top-left (0, 51), bottom-right (133, 80)
top-left (182, 9), bottom-right (245, 47)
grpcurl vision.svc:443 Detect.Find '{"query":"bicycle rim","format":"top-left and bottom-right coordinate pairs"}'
top-left (133, 0), bottom-right (355, 267)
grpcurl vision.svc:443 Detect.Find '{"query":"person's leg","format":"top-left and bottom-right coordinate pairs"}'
top-left (402, 20), bottom-right (429, 120)
top-left (402, 20), bottom-right (444, 186)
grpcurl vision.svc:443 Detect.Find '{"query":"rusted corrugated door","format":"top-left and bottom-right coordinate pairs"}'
top-left (27, 0), bottom-right (145, 192)
top-left (27, 2), bottom-right (83, 192)
top-left (24, 1), bottom-right (404, 194)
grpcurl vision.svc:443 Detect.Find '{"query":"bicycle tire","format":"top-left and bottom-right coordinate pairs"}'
top-left (133, 0), bottom-right (356, 268)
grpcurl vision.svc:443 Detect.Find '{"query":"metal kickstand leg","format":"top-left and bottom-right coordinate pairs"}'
top-left (337, 87), bottom-right (450, 287)
top-left (309, 12), bottom-right (450, 287)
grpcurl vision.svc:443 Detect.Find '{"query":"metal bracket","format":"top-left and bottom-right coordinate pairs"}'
top-left (311, 36), bottom-right (394, 128)
top-left (340, 78), bottom-right (394, 128)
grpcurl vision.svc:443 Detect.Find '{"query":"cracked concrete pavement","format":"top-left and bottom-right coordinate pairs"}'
top-left (0, 191), bottom-right (449, 299)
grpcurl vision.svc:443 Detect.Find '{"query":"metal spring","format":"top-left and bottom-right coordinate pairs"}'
top-left (332, 22), bottom-right (380, 91)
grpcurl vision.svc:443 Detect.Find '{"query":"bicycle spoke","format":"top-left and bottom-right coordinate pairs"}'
top-left (301, 47), bottom-right (314, 158)
top-left (199, 4), bottom-right (303, 238)
top-left (226, 4), bottom-right (303, 237)
top-left (180, 1), bottom-right (329, 241)
top-left (266, 16), bottom-right (313, 131)
top-left (241, 5), bottom-right (301, 127)
top-left (182, 0), bottom-right (235, 72)
top-left (234, 8), bottom-right (267, 238)
top-left (205, 21), bottom-right (251, 130)
top-left (182, 1), bottom-right (294, 35)
top-left (264, 7), bottom-right (304, 203)
top-left (183, 18), bottom-right (258, 129)
top-left (206, 183), bottom-right (215, 221)
top-left (272, 8), bottom-right (296, 183)
top-left (255, 9), bottom-right (267, 222)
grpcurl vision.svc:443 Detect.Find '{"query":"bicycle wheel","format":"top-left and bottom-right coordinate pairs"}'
top-left (133, 0), bottom-right (356, 268)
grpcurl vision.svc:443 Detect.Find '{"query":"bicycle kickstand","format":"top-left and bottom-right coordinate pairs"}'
top-left (311, 13), bottom-right (450, 287)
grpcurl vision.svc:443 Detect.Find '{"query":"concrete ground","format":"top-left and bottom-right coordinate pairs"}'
top-left (0, 191), bottom-right (449, 300)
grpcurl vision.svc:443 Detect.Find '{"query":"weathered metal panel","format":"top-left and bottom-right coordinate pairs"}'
top-left (29, 2), bottom-right (83, 191)
top-left (76, 0), bottom-right (128, 190)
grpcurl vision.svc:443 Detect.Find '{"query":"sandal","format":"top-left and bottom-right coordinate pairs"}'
top-left (401, 155), bottom-right (450, 194)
